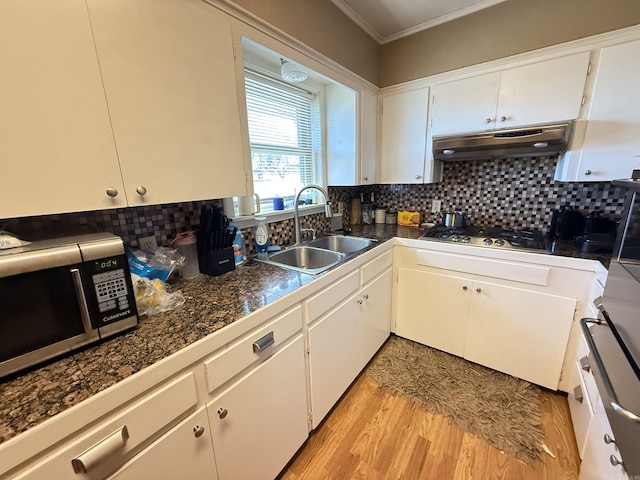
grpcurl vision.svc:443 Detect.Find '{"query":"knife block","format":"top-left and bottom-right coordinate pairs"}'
top-left (197, 245), bottom-right (235, 277)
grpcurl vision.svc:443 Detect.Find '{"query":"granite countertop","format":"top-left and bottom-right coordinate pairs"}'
top-left (0, 223), bottom-right (607, 444)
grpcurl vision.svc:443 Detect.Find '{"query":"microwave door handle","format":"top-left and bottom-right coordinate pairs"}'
top-left (70, 268), bottom-right (95, 334)
top-left (581, 318), bottom-right (640, 424)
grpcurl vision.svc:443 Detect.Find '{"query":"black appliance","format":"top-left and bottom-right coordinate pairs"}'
top-left (581, 172), bottom-right (640, 477)
top-left (420, 225), bottom-right (547, 252)
top-left (548, 206), bottom-right (586, 240)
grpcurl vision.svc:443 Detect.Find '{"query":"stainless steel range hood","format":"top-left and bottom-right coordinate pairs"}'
top-left (432, 122), bottom-right (573, 161)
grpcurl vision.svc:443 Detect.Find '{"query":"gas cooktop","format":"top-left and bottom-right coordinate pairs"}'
top-left (419, 225), bottom-right (549, 252)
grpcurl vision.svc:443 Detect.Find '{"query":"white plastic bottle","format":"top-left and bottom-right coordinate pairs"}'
top-left (254, 216), bottom-right (270, 259)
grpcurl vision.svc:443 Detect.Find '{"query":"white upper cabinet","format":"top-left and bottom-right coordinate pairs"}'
top-left (557, 39), bottom-right (640, 182)
top-left (87, 0), bottom-right (250, 207)
top-left (430, 51), bottom-right (590, 136)
top-left (326, 84), bottom-right (357, 185)
top-left (360, 90), bottom-right (378, 185)
top-left (380, 87), bottom-right (440, 184)
top-left (430, 72), bottom-right (501, 136)
top-left (0, 0), bottom-right (126, 218)
top-left (326, 87), bottom-right (377, 186)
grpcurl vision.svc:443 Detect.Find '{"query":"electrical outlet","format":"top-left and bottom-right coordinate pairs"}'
top-left (138, 235), bottom-right (158, 252)
top-left (432, 200), bottom-right (442, 213)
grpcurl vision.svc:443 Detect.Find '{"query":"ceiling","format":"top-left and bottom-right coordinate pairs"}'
top-left (331, 0), bottom-right (509, 44)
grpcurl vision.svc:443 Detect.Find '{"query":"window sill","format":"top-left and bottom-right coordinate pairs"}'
top-left (228, 204), bottom-right (326, 229)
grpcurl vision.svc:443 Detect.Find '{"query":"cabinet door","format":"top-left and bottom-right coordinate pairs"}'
top-left (576, 40), bottom-right (640, 181)
top-left (326, 84), bottom-right (357, 185)
top-left (496, 52), bottom-right (590, 129)
top-left (108, 408), bottom-right (217, 480)
top-left (395, 268), bottom-right (470, 357)
top-left (464, 280), bottom-right (576, 389)
top-left (308, 291), bottom-right (362, 428)
top-left (379, 88), bottom-right (429, 183)
top-left (207, 336), bottom-right (308, 480)
top-left (430, 72), bottom-right (500, 135)
top-left (0, 0), bottom-right (126, 218)
top-left (359, 269), bottom-right (392, 366)
top-left (360, 90), bottom-right (378, 185)
top-left (87, 0), bottom-right (249, 206)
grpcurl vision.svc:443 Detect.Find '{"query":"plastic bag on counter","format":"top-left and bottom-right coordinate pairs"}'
top-left (127, 247), bottom-right (185, 282)
top-left (0, 230), bottom-right (31, 249)
top-left (131, 274), bottom-right (185, 317)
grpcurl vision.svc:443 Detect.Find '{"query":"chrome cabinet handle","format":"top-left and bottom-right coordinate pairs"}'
top-left (462, 286), bottom-right (468, 291)
top-left (252, 331), bottom-right (274, 353)
top-left (500, 116), bottom-right (507, 122)
top-left (603, 433), bottom-right (615, 445)
top-left (71, 426), bottom-right (129, 474)
top-left (485, 118), bottom-right (492, 123)
top-left (136, 185), bottom-right (147, 196)
top-left (580, 355), bottom-right (591, 373)
top-left (415, 175), bottom-right (423, 180)
top-left (573, 385), bottom-right (584, 403)
top-left (476, 287), bottom-right (482, 293)
top-left (357, 299), bottom-right (363, 304)
top-left (363, 176), bottom-right (368, 181)
top-left (363, 294), bottom-right (369, 300)
top-left (610, 455), bottom-right (623, 467)
top-left (193, 425), bottom-right (205, 438)
top-left (106, 187), bottom-right (119, 197)
top-left (585, 170), bottom-right (592, 176)
top-left (217, 408), bottom-right (228, 419)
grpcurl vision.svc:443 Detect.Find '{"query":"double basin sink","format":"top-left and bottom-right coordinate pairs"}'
top-left (259, 235), bottom-right (376, 275)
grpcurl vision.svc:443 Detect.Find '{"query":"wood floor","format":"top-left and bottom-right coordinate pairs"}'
top-left (280, 358), bottom-right (580, 479)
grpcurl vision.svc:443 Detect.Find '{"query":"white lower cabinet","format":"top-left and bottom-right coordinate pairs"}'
top-left (14, 373), bottom-right (200, 480)
top-left (464, 280), bottom-right (576, 389)
top-left (394, 246), bottom-right (579, 390)
top-left (396, 268), bottom-right (469, 357)
top-left (107, 408), bottom-right (217, 480)
top-left (308, 267), bottom-right (392, 428)
top-left (206, 335), bottom-right (308, 480)
top-left (579, 396), bottom-right (629, 480)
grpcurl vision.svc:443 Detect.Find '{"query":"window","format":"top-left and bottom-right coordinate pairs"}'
top-left (244, 71), bottom-right (321, 211)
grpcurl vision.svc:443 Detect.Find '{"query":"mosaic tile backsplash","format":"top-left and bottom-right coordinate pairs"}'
top-left (2, 156), bottom-right (626, 255)
top-left (332, 156), bottom-right (626, 233)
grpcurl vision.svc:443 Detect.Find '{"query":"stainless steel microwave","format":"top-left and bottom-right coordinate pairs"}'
top-left (0, 233), bottom-right (138, 379)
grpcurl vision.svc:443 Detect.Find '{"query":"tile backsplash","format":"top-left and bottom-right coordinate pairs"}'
top-left (2, 156), bottom-right (626, 253)
top-left (331, 156), bottom-right (626, 233)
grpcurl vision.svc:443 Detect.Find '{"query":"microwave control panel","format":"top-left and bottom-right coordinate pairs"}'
top-left (84, 254), bottom-right (137, 326)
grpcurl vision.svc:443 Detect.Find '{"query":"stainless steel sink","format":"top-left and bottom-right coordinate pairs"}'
top-left (307, 235), bottom-right (375, 255)
top-left (261, 246), bottom-right (345, 275)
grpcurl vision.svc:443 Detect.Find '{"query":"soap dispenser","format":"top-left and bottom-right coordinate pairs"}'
top-left (254, 216), bottom-right (270, 259)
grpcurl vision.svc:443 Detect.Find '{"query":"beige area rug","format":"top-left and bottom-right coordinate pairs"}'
top-left (366, 336), bottom-right (544, 462)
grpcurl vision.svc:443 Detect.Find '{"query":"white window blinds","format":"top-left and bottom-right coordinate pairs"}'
top-left (244, 71), bottom-right (315, 203)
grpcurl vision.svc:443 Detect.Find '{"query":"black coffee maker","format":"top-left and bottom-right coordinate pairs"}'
top-left (548, 206), bottom-right (586, 240)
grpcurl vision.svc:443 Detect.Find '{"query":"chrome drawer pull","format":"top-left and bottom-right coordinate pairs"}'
top-left (71, 425), bottom-right (129, 474)
top-left (580, 355), bottom-right (591, 373)
top-left (573, 385), bottom-right (584, 404)
top-left (252, 331), bottom-right (274, 353)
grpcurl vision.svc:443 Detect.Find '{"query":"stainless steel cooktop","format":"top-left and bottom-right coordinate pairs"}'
top-left (419, 225), bottom-right (548, 252)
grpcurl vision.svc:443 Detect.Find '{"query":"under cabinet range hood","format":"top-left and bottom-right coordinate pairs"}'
top-left (432, 122), bottom-right (573, 161)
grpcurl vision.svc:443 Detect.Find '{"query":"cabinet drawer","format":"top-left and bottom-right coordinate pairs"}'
top-left (361, 250), bottom-right (392, 285)
top-left (306, 269), bottom-right (360, 323)
top-left (15, 373), bottom-right (198, 479)
top-left (416, 250), bottom-right (550, 286)
top-left (204, 306), bottom-right (302, 392)
top-left (569, 361), bottom-right (595, 458)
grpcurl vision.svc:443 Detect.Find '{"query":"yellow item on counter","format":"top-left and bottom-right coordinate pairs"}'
top-left (398, 211), bottom-right (421, 228)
